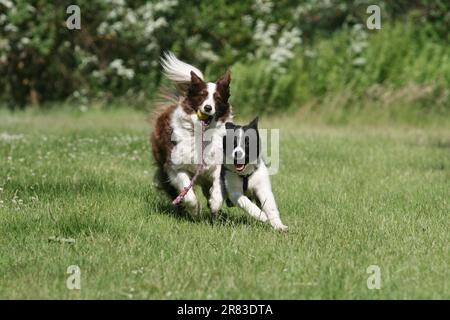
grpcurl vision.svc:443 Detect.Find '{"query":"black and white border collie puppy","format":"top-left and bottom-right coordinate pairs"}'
top-left (151, 52), bottom-right (230, 215)
top-left (222, 118), bottom-right (288, 231)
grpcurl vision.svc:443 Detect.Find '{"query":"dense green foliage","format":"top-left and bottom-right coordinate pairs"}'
top-left (1, 109), bottom-right (449, 298)
top-left (231, 22), bottom-right (450, 116)
top-left (1, 0), bottom-right (449, 113)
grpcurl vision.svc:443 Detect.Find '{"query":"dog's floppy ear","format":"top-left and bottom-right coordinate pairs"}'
top-left (216, 70), bottom-right (231, 102)
top-left (225, 122), bottom-right (235, 130)
top-left (223, 122), bottom-right (234, 155)
top-left (248, 116), bottom-right (259, 129)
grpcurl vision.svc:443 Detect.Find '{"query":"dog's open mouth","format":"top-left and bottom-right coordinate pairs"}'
top-left (202, 116), bottom-right (213, 126)
top-left (234, 163), bottom-right (246, 172)
top-left (197, 110), bottom-right (213, 126)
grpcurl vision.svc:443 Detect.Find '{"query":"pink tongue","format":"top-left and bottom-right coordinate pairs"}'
top-left (235, 164), bottom-right (245, 171)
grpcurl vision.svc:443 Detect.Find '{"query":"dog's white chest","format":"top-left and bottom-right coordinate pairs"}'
top-left (170, 120), bottom-right (225, 173)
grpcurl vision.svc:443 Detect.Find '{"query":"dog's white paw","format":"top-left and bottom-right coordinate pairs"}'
top-left (272, 222), bottom-right (288, 232)
top-left (209, 187), bottom-right (223, 213)
top-left (209, 197), bottom-right (223, 214)
top-left (183, 197), bottom-right (199, 216)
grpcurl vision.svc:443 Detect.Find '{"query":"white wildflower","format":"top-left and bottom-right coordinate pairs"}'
top-left (0, 13), bottom-right (7, 24)
top-left (0, 0), bottom-right (13, 9)
top-left (254, 20), bottom-right (278, 48)
top-left (154, 0), bottom-right (178, 12)
top-left (109, 59), bottom-right (135, 79)
top-left (0, 39), bottom-right (11, 51)
top-left (0, 132), bottom-right (24, 142)
top-left (269, 27), bottom-right (302, 72)
top-left (125, 11), bottom-right (137, 24)
top-left (20, 37), bottom-right (30, 45)
top-left (97, 21), bottom-right (109, 35)
top-left (253, 0), bottom-right (273, 15)
top-left (4, 23), bottom-right (18, 32)
top-left (242, 15), bottom-right (253, 27)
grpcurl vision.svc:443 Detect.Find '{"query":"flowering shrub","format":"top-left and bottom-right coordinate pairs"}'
top-left (0, 0), bottom-right (178, 106)
top-left (0, 0), bottom-right (448, 110)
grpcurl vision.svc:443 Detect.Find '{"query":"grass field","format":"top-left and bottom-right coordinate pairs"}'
top-left (0, 108), bottom-right (448, 299)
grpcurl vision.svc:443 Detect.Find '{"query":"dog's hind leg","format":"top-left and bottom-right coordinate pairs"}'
top-left (152, 168), bottom-right (164, 189)
top-left (153, 167), bottom-right (179, 199)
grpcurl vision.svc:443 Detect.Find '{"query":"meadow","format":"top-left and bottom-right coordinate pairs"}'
top-left (0, 108), bottom-right (448, 299)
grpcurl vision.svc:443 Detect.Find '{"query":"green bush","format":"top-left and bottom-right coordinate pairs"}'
top-left (229, 21), bottom-right (450, 115)
top-left (0, 0), bottom-right (449, 111)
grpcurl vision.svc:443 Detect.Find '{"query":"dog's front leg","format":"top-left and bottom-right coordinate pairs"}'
top-left (250, 165), bottom-right (288, 231)
top-left (231, 193), bottom-right (269, 223)
top-left (225, 172), bottom-right (268, 223)
top-left (254, 188), bottom-right (287, 231)
top-left (208, 166), bottom-right (224, 219)
top-left (168, 170), bottom-right (199, 215)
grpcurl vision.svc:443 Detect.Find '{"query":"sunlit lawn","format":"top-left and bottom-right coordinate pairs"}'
top-left (0, 108), bottom-right (448, 299)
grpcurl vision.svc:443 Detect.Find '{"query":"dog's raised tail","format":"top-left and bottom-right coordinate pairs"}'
top-left (160, 51), bottom-right (204, 83)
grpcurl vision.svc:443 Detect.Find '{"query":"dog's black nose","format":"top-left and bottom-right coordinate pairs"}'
top-left (204, 105), bottom-right (212, 112)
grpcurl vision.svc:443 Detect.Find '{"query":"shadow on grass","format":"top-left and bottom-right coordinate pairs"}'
top-left (143, 188), bottom-right (256, 228)
top-left (434, 139), bottom-right (450, 150)
top-left (4, 176), bottom-right (134, 200)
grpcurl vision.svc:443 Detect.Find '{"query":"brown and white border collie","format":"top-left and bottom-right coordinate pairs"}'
top-left (151, 52), bottom-right (231, 216)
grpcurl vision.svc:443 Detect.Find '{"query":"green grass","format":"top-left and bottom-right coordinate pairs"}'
top-left (0, 108), bottom-right (449, 299)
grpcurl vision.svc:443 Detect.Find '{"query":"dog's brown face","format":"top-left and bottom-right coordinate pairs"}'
top-left (183, 71), bottom-right (231, 125)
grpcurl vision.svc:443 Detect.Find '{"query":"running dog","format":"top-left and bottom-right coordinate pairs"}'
top-left (151, 52), bottom-right (231, 215)
top-left (221, 118), bottom-right (288, 231)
